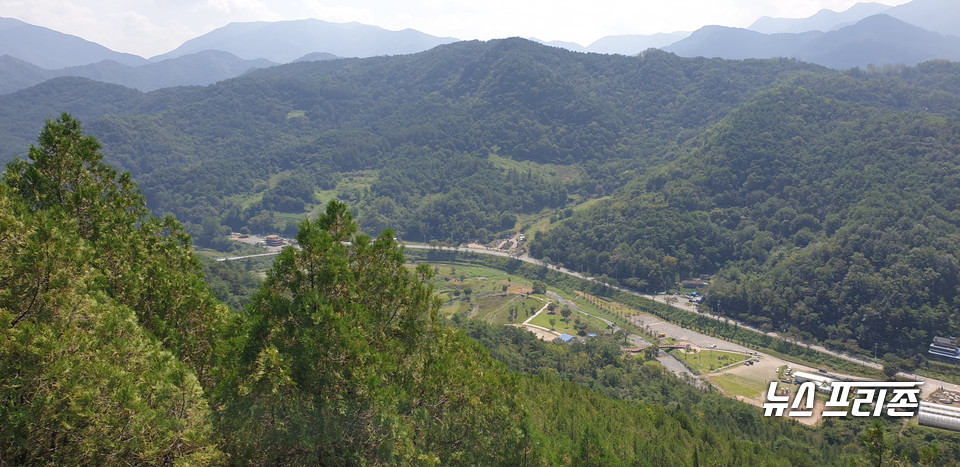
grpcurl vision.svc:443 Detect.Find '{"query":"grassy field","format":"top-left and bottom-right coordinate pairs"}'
top-left (710, 373), bottom-right (770, 399)
top-left (428, 263), bottom-right (539, 321)
top-left (477, 294), bottom-right (546, 325)
top-left (486, 153), bottom-right (580, 182)
top-left (527, 309), bottom-right (570, 334)
top-left (669, 349), bottom-right (749, 374)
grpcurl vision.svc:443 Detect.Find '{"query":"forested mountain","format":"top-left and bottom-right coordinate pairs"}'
top-left (3, 39), bottom-right (960, 360)
top-left (0, 55), bottom-right (52, 94)
top-left (531, 70), bottom-right (960, 358)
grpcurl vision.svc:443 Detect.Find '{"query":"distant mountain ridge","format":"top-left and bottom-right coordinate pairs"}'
top-left (534, 32), bottom-right (692, 56)
top-left (150, 18), bottom-right (459, 63)
top-left (749, 0), bottom-right (960, 37)
top-left (586, 33), bottom-right (692, 55)
top-left (749, 2), bottom-right (892, 33)
top-left (666, 14), bottom-right (960, 69)
top-left (0, 51), bottom-right (277, 94)
top-left (0, 16), bottom-right (457, 94)
top-left (0, 17), bottom-right (145, 68)
top-left (664, 27), bottom-right (820, 61)
top-left (1, 0), bottom-right (958, 94)
top-left (795, 14), bottom-right (960, 69)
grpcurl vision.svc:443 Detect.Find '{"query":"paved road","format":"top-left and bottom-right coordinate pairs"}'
top-left (631, 313), bottom-right (753, 354)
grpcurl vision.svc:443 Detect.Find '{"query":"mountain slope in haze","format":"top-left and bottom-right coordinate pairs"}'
top-left (664, 27), bottom-right (820, 61)
top-left (532, 38), bottom-right (587, 52)
top-left (0, 55), bottom-right (54, 94)
top-left (749, 2), bottom-right (891, 34)
top-left (293, 51), bottom-right (339, 62)
top-left (668, 14), bottom-right (960, 69)
top-left (750, 0), bottom-right (960, 38)
top-left (152, 18), bottom-right (458, 63)
top-left (0, 51), bottom-right (277, 94)
top-left (887, 0), bottom-right (960, 37)
top-left (0, 17), bottom-right (144, 68)
top-left (794, 14), bottom-right (960, 69)
top-left (55, 51), bottom-right (277, 92)
top-left (586, 32), bottom-right (691, 56)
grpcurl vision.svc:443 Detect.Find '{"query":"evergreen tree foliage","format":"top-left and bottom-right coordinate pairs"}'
top-left (3, 113), bottom-right (227, 382)
top-left (0, 116), bottom-right (223, 463)
top-left (213, 200), bottom-right (532, 464)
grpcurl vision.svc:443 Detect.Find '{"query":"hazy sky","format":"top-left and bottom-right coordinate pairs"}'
top-left (1, 0), bottom-right (911, 58)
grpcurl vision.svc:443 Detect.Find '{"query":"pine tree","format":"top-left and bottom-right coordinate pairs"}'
top-left (215, 200), bottom-right (532, 464)
top-left (0, 116), bottom-right (224, 462)
top-left (3, 113), bottom-right (227, 383)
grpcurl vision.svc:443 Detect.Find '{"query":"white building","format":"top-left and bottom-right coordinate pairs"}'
top-left (919, 402), bottom-right (960, 432)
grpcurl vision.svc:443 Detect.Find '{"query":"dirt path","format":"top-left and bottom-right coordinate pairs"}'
top-left (522, 302), bottom-right (551, 325)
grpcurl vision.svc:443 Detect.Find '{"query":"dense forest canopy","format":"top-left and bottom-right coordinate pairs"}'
top-left (2, 38), bottom-right (960, 359)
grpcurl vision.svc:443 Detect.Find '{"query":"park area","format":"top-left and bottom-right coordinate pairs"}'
top-left (421, 262), bottom-right (614, 340)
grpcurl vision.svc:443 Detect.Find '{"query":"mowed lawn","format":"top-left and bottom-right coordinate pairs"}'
top-left (709, 373), bottom-right (771, 400)
top-left (475, 294), bottom-right (545, 325)
top-left (669, 349), bottom-right (749, 374)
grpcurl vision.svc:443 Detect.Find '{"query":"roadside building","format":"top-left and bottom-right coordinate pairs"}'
top-left (929, 337), bottom-right (960, 364)
top-left (681, 280), bottom-right (707, 288)
top-left (265, 235), bottom-right (285, 247)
